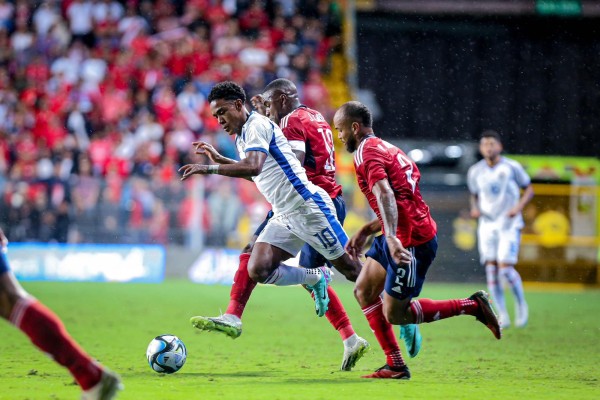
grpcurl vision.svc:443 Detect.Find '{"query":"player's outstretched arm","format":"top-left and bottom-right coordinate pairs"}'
top-left (372, 179), bottom-right (412, 265)
top-left (180, 150), bottom-right (267, 181)
top-left (193, 141), bottom-right (237, 165)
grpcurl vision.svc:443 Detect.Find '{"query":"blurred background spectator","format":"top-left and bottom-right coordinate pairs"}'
top-left (0, 0), bottom-right (342, 247)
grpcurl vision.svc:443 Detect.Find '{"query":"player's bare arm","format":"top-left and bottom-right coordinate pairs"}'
top-left (346, 218), bottom-right (381, 259)
top-left (470, 193), bottom-right (481, 218)
top-left (372, 179), bottom-right (412, 265)
top-left (507, 184), bottom-right (534, 217)
top-left (192, 141), bottom-right (237, 165)
top-left (179, 150), bottom-right (267, 181)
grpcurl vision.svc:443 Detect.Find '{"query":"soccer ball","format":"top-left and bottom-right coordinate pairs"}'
top-left (146, 334), bottom-right (187, 374)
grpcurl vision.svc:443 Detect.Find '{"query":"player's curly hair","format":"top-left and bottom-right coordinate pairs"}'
top-left (339, 101), bottom-right (372, 128)
top-left (208, 81), bottom-right (247, 103)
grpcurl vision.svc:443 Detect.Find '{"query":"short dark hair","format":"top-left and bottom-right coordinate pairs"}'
top-left (263, 78), bottom-right (297, 96)
top-left (481, 129), bottom-right (502, 143)
top-left (208, 81), bottom-right (246, 103)
top-left (339, 101), bottom-right (372, 128)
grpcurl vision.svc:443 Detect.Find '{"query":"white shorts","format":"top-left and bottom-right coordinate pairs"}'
top-left (477, 220), bottom-right (521, 265)
top-left (256, 193), bottom-right (347, 261)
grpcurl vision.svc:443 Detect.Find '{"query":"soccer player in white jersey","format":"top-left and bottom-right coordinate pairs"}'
top-left (467, 130), bottom-right (534, 328)
top-left (186, 79), bottom-right (370, 372)
top-left (180, 81), bottom-right (362, 323)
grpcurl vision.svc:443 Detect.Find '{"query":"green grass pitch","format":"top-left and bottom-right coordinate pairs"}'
top-left (0, 280), bottom-right (598, 399)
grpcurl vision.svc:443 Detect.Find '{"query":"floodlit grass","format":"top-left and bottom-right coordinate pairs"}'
top-left (1, 280), bottom-right (598, 399)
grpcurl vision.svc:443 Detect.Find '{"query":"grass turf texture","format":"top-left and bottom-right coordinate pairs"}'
top-left (0, 281), bottom-right (598, 400)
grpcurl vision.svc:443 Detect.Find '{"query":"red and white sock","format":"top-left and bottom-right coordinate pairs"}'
top-left (410, 298), bottom-right (479, 324)
top-left (225, 253), bottom-right (257, 319)
top-left (362, 297), bottom-right (405, 368)
top-left (322, 286), bottom-right (355, 341)
top-left (10, 297), bottom-right (102, 390)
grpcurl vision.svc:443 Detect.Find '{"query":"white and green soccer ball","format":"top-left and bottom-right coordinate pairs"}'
top-left (146, 334), bottom-right (187, 374)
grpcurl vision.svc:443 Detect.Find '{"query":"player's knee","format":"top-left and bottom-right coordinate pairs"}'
top-left (0, 290), bottom-right (24, 320)
top-left (247, 261), bottom-right (272, 283)
top-left (353, 283), bottom-right (378, 307)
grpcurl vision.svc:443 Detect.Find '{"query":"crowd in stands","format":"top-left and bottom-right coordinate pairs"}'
top-left (0, 0), bottom-right (343, 246)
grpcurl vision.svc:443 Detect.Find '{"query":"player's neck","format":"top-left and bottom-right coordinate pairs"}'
top-left (359, 130), bottom-right (375, 142)
top-left (235, 109), bottom-right (252, 135)
top-left (485, 155), bottom-right (501, 167)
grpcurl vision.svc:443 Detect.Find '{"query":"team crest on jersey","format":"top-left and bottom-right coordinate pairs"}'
top-left (489, 183), bottom-right (501, 195)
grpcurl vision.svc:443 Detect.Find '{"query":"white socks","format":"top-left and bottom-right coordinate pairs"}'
top-left (343, 333), bottom-right (359, 349)
top-left (263, 265), bottom-right (321, 286)
top-left (485, 263), bottom-right (507, 317)
top-left (499, 266), bottom-right (527, 307)
top-left (487, 263), bottom-right (528, 327)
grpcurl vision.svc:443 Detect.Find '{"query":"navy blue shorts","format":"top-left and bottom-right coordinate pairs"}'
top-left (366, 235), bottom-right (438, 300)
top-left (253, 195), bottom-right (346, 269)
top-left (0, 252), bottom-right (10, 275)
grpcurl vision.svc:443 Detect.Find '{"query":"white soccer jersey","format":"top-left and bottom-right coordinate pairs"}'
top-left (236, 112), bottom-right (322, 215)
top-left (467, 157), bottom-right (531, 227)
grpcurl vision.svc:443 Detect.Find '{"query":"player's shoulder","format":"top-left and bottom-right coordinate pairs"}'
top-left (282, 106), bottom-right (325, 128)
top-left (468, 159), bottom-right (487, 174)
top-left (354, 136), bottom-right (387, 166)
top-left (247, 112), bottom-right (278, 134)
top-left (500, 156), bottom-right (523, 169)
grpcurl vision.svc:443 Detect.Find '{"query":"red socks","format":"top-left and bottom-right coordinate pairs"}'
top-left (362, 297), bottom-right (405, 367)
top-left (322, 286), bottom-right (355, 340)
top-left (410, 298), bottom-right (479, 323)
top-left (10, 298), bottom-right (102, 390)
top-left (225, 253), bottom-right (257, 318)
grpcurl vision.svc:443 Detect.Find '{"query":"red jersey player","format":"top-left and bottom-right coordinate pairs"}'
top-left (0, 227), bottom-right (122, 398)
top-left (189, 79), bottom-right (369, 372)
top-left (334, 101), bottom-right (502, 379)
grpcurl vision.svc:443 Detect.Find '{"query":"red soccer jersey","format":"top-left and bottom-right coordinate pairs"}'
top-left (354, 136), bottom-right (437, 247)
top-left (280, 106), bottom-right (342, 198)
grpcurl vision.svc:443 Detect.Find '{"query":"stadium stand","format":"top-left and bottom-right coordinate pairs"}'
top-left (0, 0), bottom-right (345, 246)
